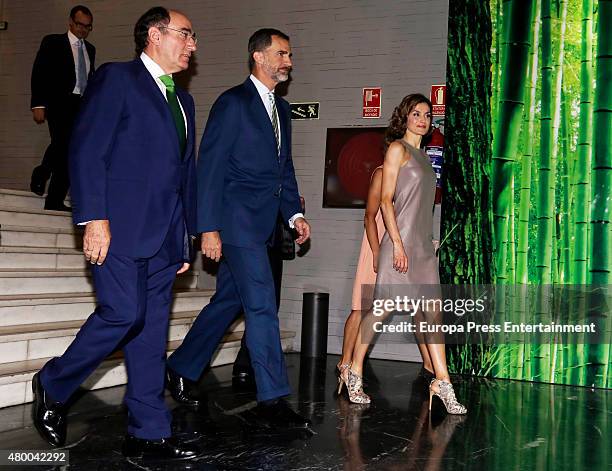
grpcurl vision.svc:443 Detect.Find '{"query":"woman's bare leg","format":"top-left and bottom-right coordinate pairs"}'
top-left (427, 343), bottom-right (450, 383)
top-left (417, 343), bottom-right (434, 373)
top-left (339, 309), bottom-right (362, 368)
top-left (413, 309), bottom-right (434, 373)
top-left (419, 306), bottom-right (451, 392)
top-left (349, 307), bottom-right (394, 376)
top-left (350, 325), bottom-right (370, 377)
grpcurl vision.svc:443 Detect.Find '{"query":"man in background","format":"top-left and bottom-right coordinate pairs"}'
top-left (30, 5), bottom-right (95, 211)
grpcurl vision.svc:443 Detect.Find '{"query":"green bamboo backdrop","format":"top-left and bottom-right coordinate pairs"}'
top-left (441, 0), bottom-right (496, 375)
top-left (443, 0), bottom-right (611, 388)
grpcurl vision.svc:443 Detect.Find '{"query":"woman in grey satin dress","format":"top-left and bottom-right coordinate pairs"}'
top-left (346, 94), bottom-right (466, 414)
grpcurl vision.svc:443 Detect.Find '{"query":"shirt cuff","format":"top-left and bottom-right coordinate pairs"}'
top-left (31, 106), bottom-right (45, 109)
top-left (77, 221), bottom-right (91, 225)
top-left (288, 213), bottom-right (304, 229)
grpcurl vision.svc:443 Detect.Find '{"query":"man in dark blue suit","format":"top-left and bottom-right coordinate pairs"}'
top-left (31, 7), bottom-right (200, 461)
top-left (30, 5), bottom-right (96, 210)
top-left (167, 29), bottom-right (312, 427)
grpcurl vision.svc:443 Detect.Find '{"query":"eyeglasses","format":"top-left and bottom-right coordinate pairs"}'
top-left (73, 20), bottom-right (93, 30)
top-left (159, 26), bottom-right (197, 44)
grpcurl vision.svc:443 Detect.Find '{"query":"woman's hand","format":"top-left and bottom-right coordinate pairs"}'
top-left (372, 249), bottom-right (379, 273)
top-left (392, 243), bottom-right (408, 273)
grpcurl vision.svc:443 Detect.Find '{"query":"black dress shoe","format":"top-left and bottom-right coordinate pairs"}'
top-left (232, 362), bottom-right (255, 378)
top-left (31, 373), bottom-right (67, 447)
top-left (43, 202), bottom-right (71, 212)
top-left (166, 368), bottom-right (201, 406)
top-left (232, 370), bottom-right (257, 392)
top-left (122, 434), bottom-right (201, 462)
top-left (30, 166), bottom-right (50, 196)
top-left (253, 399), bottom-right (311, 428)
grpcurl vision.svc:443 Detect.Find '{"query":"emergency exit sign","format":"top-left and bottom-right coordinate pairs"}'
top-left (290, 102), bottom-right (320, 120)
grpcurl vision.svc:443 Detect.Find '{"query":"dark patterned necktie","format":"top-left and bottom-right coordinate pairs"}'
top-left (268, 92), bottom-right (280, 156)
top-left (76, 40), bottom-right (88, 94)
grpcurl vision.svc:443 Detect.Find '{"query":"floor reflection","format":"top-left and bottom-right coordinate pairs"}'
top-left (334, 372), bottom-right (468, 471)
top-left (0, 353), bottom-right (608, 470)
top-left (337, 397), bottom-right (370, 470)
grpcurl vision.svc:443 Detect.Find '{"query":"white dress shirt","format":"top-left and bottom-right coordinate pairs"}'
top-left (78, 53), bottom-right (188, 226)
top-left (249, 74), bottom-right (282, 150)
top-left (68, 30), bottom-right (91, 95)
top-left (31, 30), bottom-right (91, 109)
top-left (249, 74), bottom-right (303, 228)
top-left (140, 52), bottom-right (187, 133)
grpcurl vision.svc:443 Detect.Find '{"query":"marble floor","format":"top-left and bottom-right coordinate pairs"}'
top-left (0, 353), bottom-right (609, 470)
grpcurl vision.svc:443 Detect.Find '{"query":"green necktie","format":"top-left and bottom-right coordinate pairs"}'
top-left (159, 74), bottom-right (186, 155)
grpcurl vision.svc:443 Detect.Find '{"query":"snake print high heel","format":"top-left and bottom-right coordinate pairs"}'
top-left (336, 363), bottom-right (351, 395)
top-left (345, 369), bottom-right (371, 404)
top-left (428, 379), bottom-right (467, 415)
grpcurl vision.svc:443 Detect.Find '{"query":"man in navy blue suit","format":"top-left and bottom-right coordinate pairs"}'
top-left (30, 5), bottom-right (96, 210)
top-left (167, 29), bottom-right (312, 428)
top-left (31, 7), bottom-right (200, 461)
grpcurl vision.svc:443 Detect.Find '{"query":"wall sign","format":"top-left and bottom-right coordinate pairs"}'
top-left (430, 84), bottom-right (446, 115)
top-left (362, 87), bottom-right (381, 118)
top-left (427, 84), bottom-right (447, 208)
top-left (290, 102), bottom-right (320, 120)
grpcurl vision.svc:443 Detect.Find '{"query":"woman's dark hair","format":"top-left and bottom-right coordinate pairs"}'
top-left (134, 6), bottom-right (170, 55)
top-left (248, 28), bottom-right (290, 71)
top-left (384, 93), bottom-right (432, 150)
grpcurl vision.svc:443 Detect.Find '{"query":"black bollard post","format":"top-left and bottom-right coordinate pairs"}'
top-left (300, 292), bottom-right (329, 358)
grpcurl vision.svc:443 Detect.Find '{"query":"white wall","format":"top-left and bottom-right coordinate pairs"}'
top-left (0, 0), bottom-right (449, 362)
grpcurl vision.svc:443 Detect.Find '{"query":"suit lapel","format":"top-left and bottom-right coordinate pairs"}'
top-left (65, 34), bottom-right (95, 79)
top-left (176, 87), bottom-right (194, 159)
top-left (63, 33), bottom-right (75, 74)
top-left (244, 79), bottom-right (279, 158)
top-left (134, 59), bottom-right (182, 158)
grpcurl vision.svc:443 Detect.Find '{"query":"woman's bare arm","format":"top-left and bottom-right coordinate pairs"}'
top-left (380, 142), bottom-right (409, 273)
top-left (364, 167), bottom-right (383, 272)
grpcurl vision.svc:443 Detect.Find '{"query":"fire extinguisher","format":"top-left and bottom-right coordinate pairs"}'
top-left (425, 127), bottom-right (444, 204)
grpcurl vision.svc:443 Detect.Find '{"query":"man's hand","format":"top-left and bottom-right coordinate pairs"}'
top-left (83, 220), bottom-right (111, 265)
top-left (177, 263), bottom-right (190, 274)
top-left (32, 108), bottom-right (46, 124)
top-left (294, 217), bottom-right (311, 244)
top-left (201, 231), bottom-right (222, 262)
